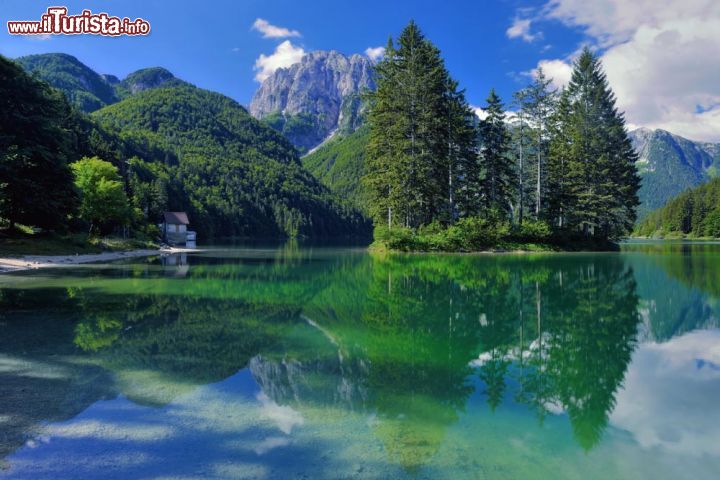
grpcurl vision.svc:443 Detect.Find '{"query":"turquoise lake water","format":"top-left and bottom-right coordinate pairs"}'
top-left (0, 241), bottom-right (719, 479)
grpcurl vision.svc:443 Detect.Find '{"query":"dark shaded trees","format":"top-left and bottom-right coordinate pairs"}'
top-left (0, 56), bottom-right (78, 231)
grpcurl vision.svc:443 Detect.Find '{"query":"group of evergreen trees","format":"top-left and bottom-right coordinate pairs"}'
top-left (0, 56), bottom-right (79, 231)
top-left (364, 22), bottom-right (640, 243)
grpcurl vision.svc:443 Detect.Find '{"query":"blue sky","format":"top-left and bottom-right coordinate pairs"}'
top-left (2, 0), bottom-right (719, 141)
top-left (0, 1), bottom-right (581, 107)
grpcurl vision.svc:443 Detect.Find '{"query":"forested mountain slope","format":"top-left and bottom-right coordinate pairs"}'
top-left (17, 53), bottom-right (185, 112)
top-left (0, 55), bottom-right (80, 230)
top-left (93, 84), bottom-right (370, 238)
top-left (634, 177), bottom-right (720, 238)
top-left (301, 125), bottom-right (370, 212)
top-left (16, 53), bottom-right (119, 112)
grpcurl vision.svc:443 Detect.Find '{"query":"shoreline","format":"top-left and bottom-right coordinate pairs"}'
top-left (0, 247), bottom-right (202, 274)
top-left (368, 240), bottom-right (621, 255)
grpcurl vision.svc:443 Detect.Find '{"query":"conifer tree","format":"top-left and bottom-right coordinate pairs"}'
top-left (364, 21), bottom-right (474, 228)
top-left (523, 68), bottom-right (557, 219)
top-left (443, 77), bottom-right (480, 220)
top-left (546, 92), bottom-right (575, 229)
top-left (478, 89), bottom-right (514, 217)
top-left (510, 89), bottom-right (532, 225)
top-left (546, 48), bottom-right (640, 238)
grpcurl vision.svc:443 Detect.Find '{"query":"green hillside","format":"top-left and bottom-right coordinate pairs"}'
top-left (16, 54), bottom-right (187, 112)
top-left (634, 177), bottom-right (720, 238)
top-left (93, 84), bottom-right (370, 238)
top-left (302, 125), bottom-right (370, 212)
top-left (16, 53), bottom-right (119, 112)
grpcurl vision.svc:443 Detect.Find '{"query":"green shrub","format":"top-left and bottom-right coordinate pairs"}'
top-left (510, 220), bottom-right (552, 242)
top-left (438, 217), bottom-right (508, 250)
top-left (418, 220), bottom-right (445, 236)
top-left (373, 225), bottom-right (418, 251)
top-left (375, 217), bottom-right (512, 252)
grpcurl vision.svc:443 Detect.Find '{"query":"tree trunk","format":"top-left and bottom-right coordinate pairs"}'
top-left (518, 122), bottom-right (524, 225)
top-left (536, 125), bottom-right (542, 218)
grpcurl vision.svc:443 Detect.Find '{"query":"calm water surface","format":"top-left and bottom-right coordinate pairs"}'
top-left (1, 242), bottom-right (719, 479)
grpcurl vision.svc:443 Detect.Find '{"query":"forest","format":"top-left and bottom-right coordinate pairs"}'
top-left (363, 22), bottom-right (640, 251)
top-left (634, 177), bottom-right (720, 238)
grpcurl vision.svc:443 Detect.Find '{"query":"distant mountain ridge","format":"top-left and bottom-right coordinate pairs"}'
top-left (249, 50), bottom-right (375, 153)
top-left (16, 53), bottom-right (185, 112)
top-left (629, 127), bottom-right (720, 219)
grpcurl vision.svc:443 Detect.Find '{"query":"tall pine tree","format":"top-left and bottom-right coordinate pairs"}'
top-left (522, 68), bottom-right (557, 219)
top-left (478, 89), bottom-right (514, 217)
top-left (443, 77), bottom-right (480, 221)
top-left (510, 89), bottom-right (532, 225)
top-left (364, 21), bottom-right (475, 228)
top-left (546, 48), bottom-right (640, 239)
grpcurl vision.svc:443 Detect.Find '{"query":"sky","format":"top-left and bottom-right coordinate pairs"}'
top-left (2, 0), bottom-right (719, 141)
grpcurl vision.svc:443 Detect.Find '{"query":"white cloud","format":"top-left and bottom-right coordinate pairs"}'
top-left (506, 17), bottom-right (540, 42)
top-left (253, 40), bottom-right (306, 82)
top-left (533, 59), bottom-right (573, 90)
top-left (471, 106), bottom-right (519, 124)
top-left (251, 18), bottom-right (301, 39)
top-left (536, 0), bottom-right (720, 141)
top-left (364, 46), bottom-right (385, 62)
top-left (611, 330), bottom-right (720, 457)
top-left (471, 106), bottom-right (488, 120)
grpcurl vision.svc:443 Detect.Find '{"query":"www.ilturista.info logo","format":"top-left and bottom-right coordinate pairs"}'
top-left (7, 7), bottom-right (150, 36)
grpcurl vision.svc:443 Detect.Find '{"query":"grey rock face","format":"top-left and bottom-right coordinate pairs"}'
top-left (249, 51), bottom-right (375, 152)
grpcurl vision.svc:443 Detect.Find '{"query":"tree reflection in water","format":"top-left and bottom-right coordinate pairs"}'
top-left (0, 248), bottom-right (643, 472)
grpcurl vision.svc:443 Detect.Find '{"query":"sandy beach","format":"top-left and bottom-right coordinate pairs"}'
top-left (0, 247), bottom-right (199, 274)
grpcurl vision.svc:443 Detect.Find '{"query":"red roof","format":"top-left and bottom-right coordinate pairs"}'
top-left (164, 212), bottom-right (189, 225)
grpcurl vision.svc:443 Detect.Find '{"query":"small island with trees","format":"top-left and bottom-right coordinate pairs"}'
top-left (364, 22), bottom-right (640, 252)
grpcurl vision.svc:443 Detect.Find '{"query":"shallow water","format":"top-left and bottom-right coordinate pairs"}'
top-left (0, 242), bottom-right (719, 479)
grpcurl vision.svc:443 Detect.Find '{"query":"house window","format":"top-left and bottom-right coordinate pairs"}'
top-left (179, 224), bottom-right (186, 233)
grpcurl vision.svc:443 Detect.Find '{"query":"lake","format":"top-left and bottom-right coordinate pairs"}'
top-left (1, 242), bottom-right (719, 479)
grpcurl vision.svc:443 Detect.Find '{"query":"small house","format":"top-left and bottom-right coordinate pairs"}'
top-left (161, 212), bottom-right (196, 247)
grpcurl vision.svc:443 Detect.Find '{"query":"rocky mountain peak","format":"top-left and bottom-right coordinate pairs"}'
top-left (249, 50), bottom-right (375, 152)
